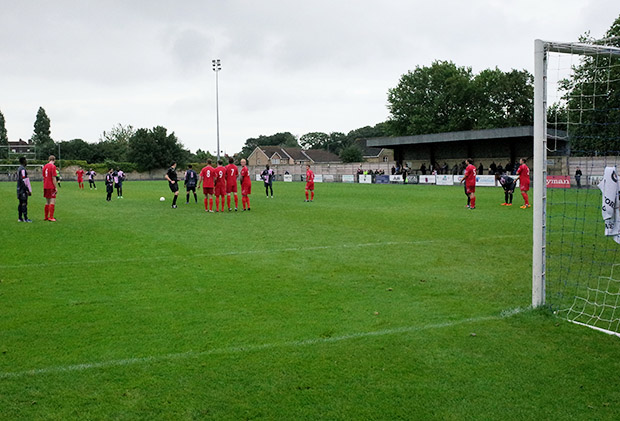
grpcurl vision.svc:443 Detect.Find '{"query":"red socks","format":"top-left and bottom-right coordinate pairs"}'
top-left (45, 204), bottom-right (55, 220)
top-left (522, 192), bottom-right (529, 206)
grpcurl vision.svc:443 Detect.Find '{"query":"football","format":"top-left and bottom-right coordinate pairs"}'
top-left (159, 197), bottom-right (165, 201)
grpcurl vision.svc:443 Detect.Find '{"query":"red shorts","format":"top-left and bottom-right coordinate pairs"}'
top-left (226, 182), bottom-right (238, 194)
top-left (306, 182), bottom-right (315, 191)
top-left (520, 182), bottom-right (530, 192)
top-left (241, 182), bottom-right (252, 196)
top-left (44, 188), bottom-right (57, 199)
top-left (77, 178), bottom-right (83, 183)
top-left (215, 184), bottom-right (226, 197)
top-left (465, 184), bottom-right (476, 194)
top-left (203, 187), bottom-right (214, 195)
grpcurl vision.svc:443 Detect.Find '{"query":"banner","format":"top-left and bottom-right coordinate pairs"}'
top-left (323, 175), bottom-right (334, 182)
top-left (283, 174), bottom-right (293, 182)
top-left (375, 175), bottom-right (390, 184)
top-left (359, 175), bottom-right (372, 184)
top-left (418, 175), bottom-right (436, 184)
top-left (315, 174), bottom-right (323, 183)
top-left (453, 174), bottom-right (499, 187)
top-left (436, 174), bottom-right (453, 186)
top-left (476, 175), bottom-right (497, 187)
top-left (389, 175), bottom-right (403, 183)
top-left (547, 175), bottom-right (571, 188)
top-left (342, 174), bottom-right (355, 183)
top-left (255, 174), bottom-right (262, 181)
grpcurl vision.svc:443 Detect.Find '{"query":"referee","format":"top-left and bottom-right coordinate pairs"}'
top-left (165, 162), bottom-right (179, 208)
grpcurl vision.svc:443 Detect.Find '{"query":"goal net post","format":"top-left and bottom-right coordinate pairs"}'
top-left (534, 38), bottom-right (620, 336)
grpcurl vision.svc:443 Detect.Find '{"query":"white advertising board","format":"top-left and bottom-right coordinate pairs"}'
top-left (314, 174), bottom-right (323, 183)
top-left (283, 174), bottom-right (293, 182)
top-left (453, 174), bottom-right (499, 187)
top-left (342, 174), bottom-right (355, 183)
top-left (359, 175), bottom-right (372, 184)
top-left (435, 174), bottom-right (453, 185)
top-left (418, 175), bottom-right (436, 184)
top-left (389, 175), bottom-right (404, 183)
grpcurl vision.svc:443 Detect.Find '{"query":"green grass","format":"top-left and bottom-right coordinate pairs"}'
top-left (1, 180), bottom-right (620, 420)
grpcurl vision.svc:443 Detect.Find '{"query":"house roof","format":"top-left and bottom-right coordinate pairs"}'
top-left (253, 146), bottom-right (340, 163)
top-left (355, 138), bottom-right (384, 158)
top-left (302, 149), bottom-right (340, 163)
top-left (8, 139), bottom-right (31, 146)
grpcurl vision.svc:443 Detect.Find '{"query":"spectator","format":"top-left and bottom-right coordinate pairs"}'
top-left (575, 167), bottom-right (583, 188)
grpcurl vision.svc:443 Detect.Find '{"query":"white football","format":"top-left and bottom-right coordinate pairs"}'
top-left (160, 196), bottom-right (165, 201)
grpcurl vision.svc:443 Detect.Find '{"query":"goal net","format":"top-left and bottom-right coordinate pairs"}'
top-left (534, 38), bottom-right (620, 336)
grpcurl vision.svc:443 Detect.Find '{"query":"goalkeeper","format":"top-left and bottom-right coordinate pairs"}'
top-left (495, 172), bottom-right (516, 206)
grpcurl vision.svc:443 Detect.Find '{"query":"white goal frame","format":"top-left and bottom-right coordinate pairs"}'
top-left (533, 39), bottom-right (620, 308)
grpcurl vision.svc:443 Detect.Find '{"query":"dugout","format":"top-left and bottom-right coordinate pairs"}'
top-left (366, 126), bottom-right (568, 174)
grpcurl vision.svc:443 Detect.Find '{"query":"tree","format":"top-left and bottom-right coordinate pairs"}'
top-left (471, 68), bottom-right (533, 128)
top-left (193, 148), bottom-right (215, 162)
top-left (98, 123), bottom-right (135, 162)
top-left (240, 132), bottom-right (299, 157)
top-left (0, 109), bottom-right (7, 159)
top-left (300, 132), bottom-right (330, 149)
top-left (31, 107), bottom-right (55, 159)
top-left (339, 144), bottom-right (364, 163)
top-left (58, 139), bottom-right (96, 161)
top-left (127, 126), bottom-right (190, 171)
top-left (556, 15), bottom-right (620, 154)
top-left (386, 61), bottom-right (533, 136)
top-left (387, 61), bottom-right (475, 136)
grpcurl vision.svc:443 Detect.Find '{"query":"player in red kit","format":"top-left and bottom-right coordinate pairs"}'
top-left (305, 164), bottom-right (315, 202)
top-left (460, 158), bottom-right (476, 210)
top-left (240, 158), bottom-right (252, 211)
top-left (75, 167), bottom-right (85, 189)
top-left (225, 157), bottom-right (239, 211)
top-left (42, 155), bottom-right (58, 221)
top-left (517, 158), bottom-right (531, 209)
top-left (198, 159), bottom-right (216, 212)
top-left (214, 160), bottom-right (227, 212)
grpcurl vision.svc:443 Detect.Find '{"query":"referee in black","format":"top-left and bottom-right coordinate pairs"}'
top-left (165, 162), bottom-right (179, 208)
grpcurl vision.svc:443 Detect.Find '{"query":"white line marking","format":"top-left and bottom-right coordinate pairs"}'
top-left (0, 308), bottom-right (526, 379)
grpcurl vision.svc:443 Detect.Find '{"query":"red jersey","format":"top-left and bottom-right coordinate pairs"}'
top-left (517, 164), bottom-right (530, 184)
top-left (43, 162), bottom-right (57, 189)
top-left (240, 166), bottom-right (251, 185)
top-left (306, 169), bottom-right (315, 183)
top-left (463, 164), bottom-right (476, 186)
top-left (75, 169), bottom-right (84, 181)
top-left (225, 163), bottom-right (239, 185)
top-left (200, 165), bottom-right (216, 188)
top-left (215, 165), bottom-right (227, 195)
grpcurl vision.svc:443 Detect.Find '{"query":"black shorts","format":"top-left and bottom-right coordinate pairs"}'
top-left (169, 183), bottom-right (179, 193)
top-left (106, 185), bottom-right (113, 193)
top-left (18, 192), bottom-right (28, 202)
top-left (186, 185), bottom-right (196, 192)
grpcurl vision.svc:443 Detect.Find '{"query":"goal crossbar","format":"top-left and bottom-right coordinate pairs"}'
top-left (544, 41), bottom-right (620, 57)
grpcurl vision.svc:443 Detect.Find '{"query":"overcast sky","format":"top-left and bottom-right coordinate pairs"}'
top-left (0, 0), bottom-right (617, 155)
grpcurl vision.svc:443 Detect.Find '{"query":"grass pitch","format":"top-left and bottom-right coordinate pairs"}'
top-left (1, 180), bottom-right (620, 420)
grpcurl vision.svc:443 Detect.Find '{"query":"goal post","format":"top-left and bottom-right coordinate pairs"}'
top-left (534, 38), bottom-right (620, 335)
